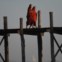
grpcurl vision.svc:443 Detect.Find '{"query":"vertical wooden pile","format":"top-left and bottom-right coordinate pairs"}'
top-left (4, 16), bottom-right (9, 62)
top-left (37, 10), bottom-right (43, 62)
top-left (49, 12), bottom-right (55, 62)
top-left (20, 18), bottom-right (25, 62)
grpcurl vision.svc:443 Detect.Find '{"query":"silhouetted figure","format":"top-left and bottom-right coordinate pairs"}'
top-left (26, 4), bottom-right (37, 28)
top-left (31, 6), bottom-right (37, 27)
top-left (26, 4), bottom-right (32, 28)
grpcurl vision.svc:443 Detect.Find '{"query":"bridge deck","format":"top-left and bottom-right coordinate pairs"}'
top-left (0, 27), bottom-right (62, 36)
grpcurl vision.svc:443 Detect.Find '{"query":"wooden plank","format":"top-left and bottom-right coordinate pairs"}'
top-left (0, 27), bottom-right (62, 35)
top-left (19, 18), bottom-right (25, 62)
top-left (0, 28), bottom-right (48, 35)
top-left (37, 10), bottom-right (43, 62)
top-left (4, 16), bottom-right (9, 62)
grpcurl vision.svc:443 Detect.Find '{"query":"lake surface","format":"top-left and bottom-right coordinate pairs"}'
top-left (0, 60), bottom-right (62, 62)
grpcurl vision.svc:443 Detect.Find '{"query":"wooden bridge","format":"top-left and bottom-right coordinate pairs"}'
top-left (0, 11), bottom-right (62, 62)
top-left (0, 27), bottom-right (62, 36)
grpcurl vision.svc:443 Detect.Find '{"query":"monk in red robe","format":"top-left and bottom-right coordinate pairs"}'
top-left (26, 4), bottom-right (32, 28)
top-left (26, 5), bottom-right (37, 28)
top-left (31, 6), bottom-right (37, 27)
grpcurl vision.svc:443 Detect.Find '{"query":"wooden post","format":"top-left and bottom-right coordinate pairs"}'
top-left (37, 10), bottom-right (43, 62)
top-left (49, 12), bottom-right (55, 62)
top-left (4, 16), bottom-right (9, 62)
top-left (20, 18), bottom-right (25, 62)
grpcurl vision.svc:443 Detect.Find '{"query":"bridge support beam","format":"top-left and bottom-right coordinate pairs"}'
top-left (49, 12), bottom-right (55, 62)
top-left (20, 18), bottom-right (25, 62)
top-left (37, 10), bottom-right (43, 62)
top-left (4, 16), bottom-right (9, 62)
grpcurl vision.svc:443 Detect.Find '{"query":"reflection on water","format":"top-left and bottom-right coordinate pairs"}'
top-left (0, 60), bottom-right (62, 62)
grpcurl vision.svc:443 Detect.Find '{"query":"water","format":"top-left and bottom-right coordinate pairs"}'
top-left (0, 60), bottom-right (62, 62)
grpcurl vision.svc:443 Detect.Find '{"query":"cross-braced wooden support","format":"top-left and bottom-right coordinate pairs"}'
top-left (4, 17), bottom-right (9, 62)
top-left (0, 16), bottom-right (9, 62)
top-left (49, 12), bottom-right (62, 62)
top-left (0, 36), bottom-right (5, 62)
top-left (50, 12), bottom-right (55, 62)
top-left (53, 35), bottom-right (62, 57)
top-left (0, 11), bottom-right (62, 62)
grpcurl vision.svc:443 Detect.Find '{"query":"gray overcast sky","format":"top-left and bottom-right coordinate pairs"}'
top-left (0, 0), bottom-right (62, 62)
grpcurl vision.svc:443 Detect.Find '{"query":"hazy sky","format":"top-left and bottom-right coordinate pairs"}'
top-left (0, 0), bottom-right (62, 62)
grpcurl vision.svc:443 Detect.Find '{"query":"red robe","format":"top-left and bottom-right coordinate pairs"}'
top-left (26, 7), bottom-right (37, 26)
top-left (31, 10), bottom-right (37, 26)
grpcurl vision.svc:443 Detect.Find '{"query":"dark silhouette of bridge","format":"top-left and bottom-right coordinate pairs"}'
top-left (0, 11), bottom-right (62, 62)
